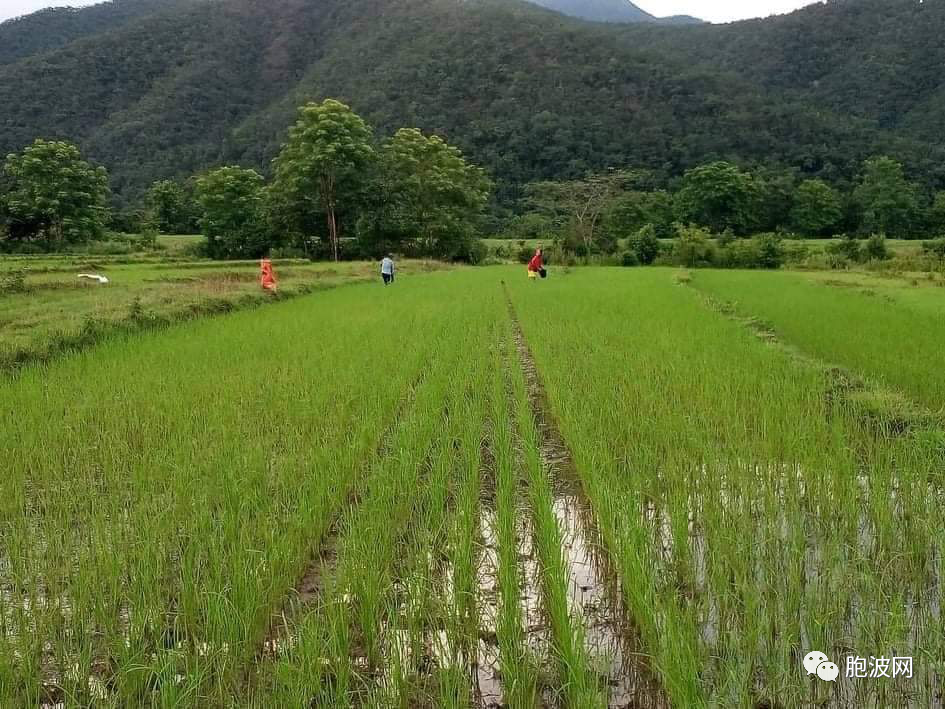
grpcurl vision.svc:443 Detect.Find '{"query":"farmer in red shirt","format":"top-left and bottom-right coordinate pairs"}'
top-left (527, 246), bottom-right (544, 280)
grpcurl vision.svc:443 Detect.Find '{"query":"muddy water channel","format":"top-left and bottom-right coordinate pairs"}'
top-left (508, 306), bottom-right (669, 709)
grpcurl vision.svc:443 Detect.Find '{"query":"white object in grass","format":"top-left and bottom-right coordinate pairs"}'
top-left (77, 274), bottom-right (109, 284)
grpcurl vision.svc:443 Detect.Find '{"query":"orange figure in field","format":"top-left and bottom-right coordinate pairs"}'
top-left (527, 246), bottom-right (544, 280)
top-left (260, 259), bottom-right (278, 292)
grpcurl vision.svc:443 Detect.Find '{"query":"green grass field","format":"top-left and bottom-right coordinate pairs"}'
top-left (1, 265), bottom-right (943, 707)
top-left (0, 257), bottom-right (445, 370)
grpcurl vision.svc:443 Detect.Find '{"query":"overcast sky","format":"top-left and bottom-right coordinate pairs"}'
top-left (0, 0), bottom-right (820, 25)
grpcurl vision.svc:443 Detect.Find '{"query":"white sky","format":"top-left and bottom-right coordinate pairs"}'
top-left (638, 0), bottom-right (820, 23)
top-left (0, 0), bottom-right (821, 24)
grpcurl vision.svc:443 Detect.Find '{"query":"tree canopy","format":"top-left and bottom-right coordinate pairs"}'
top-left (271, 100), bottom-right (376, 261)
top-left (674, 162), bottom-right (756, 235)
top-left (374, 128), bottom-right (491, 259)
top-left (195, 166), bottom-right (267, 259)
top-left (1, 139), bottom-right (109, 247)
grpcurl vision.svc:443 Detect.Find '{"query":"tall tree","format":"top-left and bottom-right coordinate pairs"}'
top-left (853, 156), bottom-right (920, 236)
top-left (525, 170), bottom-right (635, 255)
top-left (376, 128), bottom-right (491, 259)
top-left (271, 100), bottom-right (375, 261)
top-left (145, 179), bottom-right (197, 234)
top-left (195, 166), bottom-right (268, 259)
top-left (790, 179), bottom-right (842, 236)
top-left (674, 161), bottom-right (755, 234)
top-left (1, 139), bottom-right (109, 247)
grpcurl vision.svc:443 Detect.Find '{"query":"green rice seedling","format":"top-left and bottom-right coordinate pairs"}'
top-left (692, 269), bottom-right (945, 410)
top-left (247, 273), bottom-right (500, 706)
top-left (501, 316), bottom-right (605, 707)
top-left (506, 266), bottom-right (942, 707)
top-left (0, 270), bottom-right (460, 706)
top-left (3, 264), bottom-right (942, 706)
top-left (489, 334), bottom-right (542, 708)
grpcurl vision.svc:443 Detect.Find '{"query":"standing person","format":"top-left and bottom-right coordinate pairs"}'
top-left (526, 245), bottom-right (543, 280)
top-left (381, 254), bottom-right (395, 285)
top-left (260, 258), bottom-right (278, 292)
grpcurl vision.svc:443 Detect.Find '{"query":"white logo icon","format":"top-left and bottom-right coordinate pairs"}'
top-left (804, 651), bottom-right (830, 675)
top-left (804, 651), bottom-right (839, 681)
top-left (817, 661), bottom-right (840, 682)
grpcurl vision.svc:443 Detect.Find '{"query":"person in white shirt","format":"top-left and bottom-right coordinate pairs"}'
top-left (381, 255), bottom-right (395, 285)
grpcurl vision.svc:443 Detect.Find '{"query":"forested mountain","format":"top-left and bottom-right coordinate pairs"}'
top-left (0, 0), bottom-right (943, 207)
top-left (0, 0), bottom-right (201, 65)
top-left (523, 0), bottom-right (701, 24)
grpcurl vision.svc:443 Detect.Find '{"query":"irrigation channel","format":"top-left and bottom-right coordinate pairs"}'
top-left (503, 298), bottom-right (669, 709)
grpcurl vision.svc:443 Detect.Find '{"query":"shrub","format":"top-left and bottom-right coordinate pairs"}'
top-left (454, 238), bottom-right (488, 264)
top-left (862, 234), bottom-right (890, 261)
top-left (671, 224), bottom-right (716, 267)
top-left (922, 238), bottom-right (945, 260)
top-left (517, 241), bottom-right (535, 264)
top-left (630, 224), bottom-right (661, 265)
top-left (620, 250), bottom-right (640, 267)
top-left (826, 236), bottom-right (863, 263)
top-left (782, 241), bottom-right (811, 265)
top-left (756, 234), bottom-right (784, 269)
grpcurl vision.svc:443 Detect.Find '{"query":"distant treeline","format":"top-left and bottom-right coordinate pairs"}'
top-left (0, 101), bottom-right (490, 262)
top-left (503, 158), bottom-right (945, 250)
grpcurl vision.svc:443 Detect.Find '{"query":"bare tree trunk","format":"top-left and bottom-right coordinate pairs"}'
top-left (329, 205), bottom-right (339, 262)
top-left (321, 174), bottom-right (340, 262)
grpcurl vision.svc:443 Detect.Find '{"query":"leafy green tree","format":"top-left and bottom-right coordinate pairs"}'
top-left (853, 156), bottom-right (920, 237)
top-left (505, 212), bottom-right (556, 240)
top-left (751, 169), bottom-right (796, 233)
top-left (674, 162), bottom-right (755, 234)
top-left (195, 166), bottom-right (268, 259)
top-left (629, 224), bottom-right (661, 264)
top-left (1, 139), bottom-right (109, 247)
top-left (145, 179), bottom-right (197, 234)
top-left (374, 128), bottom-right (491, 259)
top-left (272, 100), bottom-right (375, 261)
top-left (525, 170), bottom-right (635, 255)
top-left (790, 179), bottom-right (842, 236)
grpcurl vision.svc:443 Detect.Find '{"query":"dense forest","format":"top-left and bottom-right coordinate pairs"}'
top-left (0, 0), bottom-right (943, 216)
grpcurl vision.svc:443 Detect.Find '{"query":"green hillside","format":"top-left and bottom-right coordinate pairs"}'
top-left (0, 0), bottom-right (201, 65)
top-left (0, 0), bottom-right (942, 206)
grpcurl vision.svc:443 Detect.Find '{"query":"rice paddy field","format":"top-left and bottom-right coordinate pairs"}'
top-left (0, 256), bottom-right (445, 370)
top-left (1, 265), bottom-right (943, 708)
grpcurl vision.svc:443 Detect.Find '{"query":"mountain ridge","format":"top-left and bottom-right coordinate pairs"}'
top-left (0, 0), bottom-right (941, 206)
top-left (522, 0), bottom-right (702, 24)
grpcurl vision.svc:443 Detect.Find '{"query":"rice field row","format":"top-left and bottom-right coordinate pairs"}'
top-left (0, 258), bottom-right (445, 369)
top-left (2, 266), bottom-right (943, 707)
top-left (690, 269), bottom-right (945, 411)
